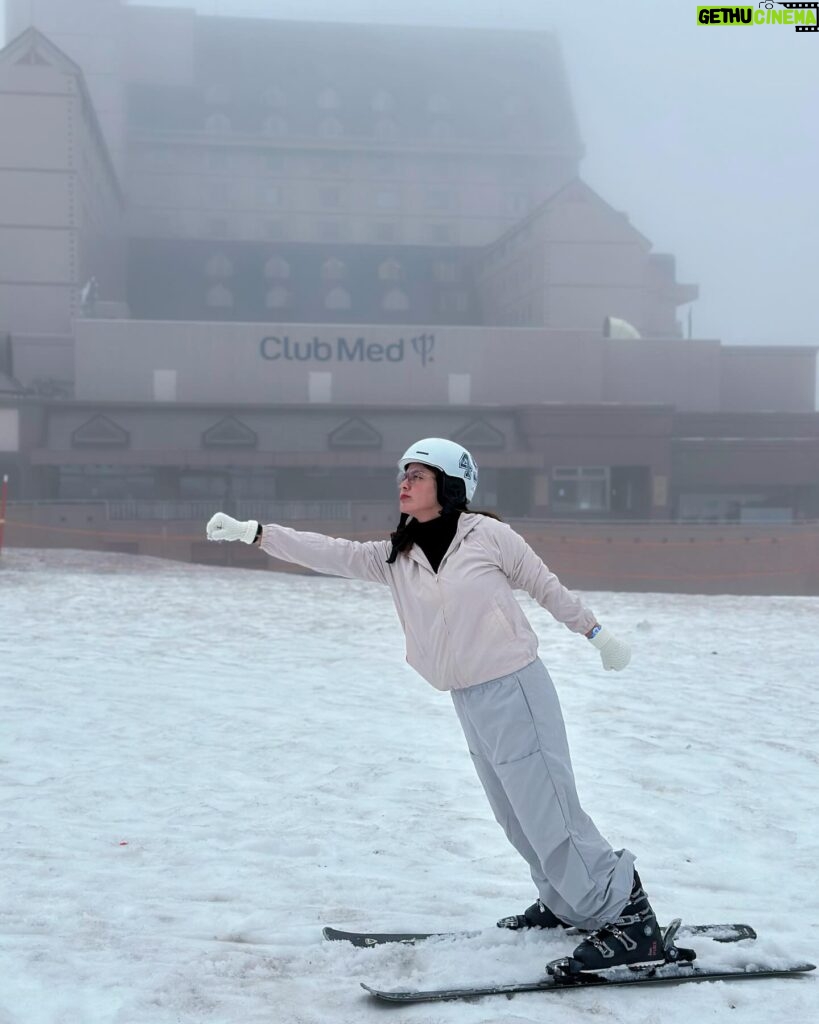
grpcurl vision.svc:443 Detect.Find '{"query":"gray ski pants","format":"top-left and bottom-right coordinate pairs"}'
top-left (451, 658), bottom-right (636, 930)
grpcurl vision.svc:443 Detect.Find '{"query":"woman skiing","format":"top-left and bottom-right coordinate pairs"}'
top-left (206, 437), bottom-right (663, 974)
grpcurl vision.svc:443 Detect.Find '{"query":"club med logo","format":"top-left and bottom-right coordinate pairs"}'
top-left (260, 332), bottom-right (436, 367)
top-left (697, 3), bottom-right (818, 30)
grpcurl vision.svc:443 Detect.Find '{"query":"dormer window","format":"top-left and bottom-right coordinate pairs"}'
top-left (264, 255), bottom-right (290, 280)
top-left (322, 257), bottom-right (346, 281)
top-left (377, 258), bottom-right (403, 282)
top-left (204, 252), bottom-right (233, 278)
top-left (262, 114), bottom-right (288, 136)
top-left (325, 286), bottom-right (351, 310)
top-left (265, 285), bottom-right (290, 309)
top-left (382, 287), bottom-right (409, 312)
top-left (206, 283), bottom-right (233, 308)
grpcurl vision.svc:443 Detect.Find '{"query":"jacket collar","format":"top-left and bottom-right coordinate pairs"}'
top-left (405, 513), bottom-right (482, 573)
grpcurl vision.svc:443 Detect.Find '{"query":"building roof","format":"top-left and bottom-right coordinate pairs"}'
top-left (126, 16), bottom-right (583, 155)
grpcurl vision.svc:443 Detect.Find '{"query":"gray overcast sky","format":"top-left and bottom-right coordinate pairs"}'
top-left (3, 0), bottom-right (817, 348)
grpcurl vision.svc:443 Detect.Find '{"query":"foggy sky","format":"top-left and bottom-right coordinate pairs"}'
top-left (3, 0), bottom-right (817, 350)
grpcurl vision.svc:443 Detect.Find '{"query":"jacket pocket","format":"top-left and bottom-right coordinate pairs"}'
top-left (491, 598), bottom-right (517, 640)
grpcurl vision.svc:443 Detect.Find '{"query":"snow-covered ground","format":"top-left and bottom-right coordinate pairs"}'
top-left (2, 547), bottom-right (817, 1023)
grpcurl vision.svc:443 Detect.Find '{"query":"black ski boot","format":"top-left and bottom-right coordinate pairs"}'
top-left (497, 898), bottom-right (572, 932)
top-left (555, 872), bottom-right (666, 973)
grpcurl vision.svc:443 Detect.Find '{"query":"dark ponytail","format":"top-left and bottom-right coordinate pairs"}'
top-left (470, 508), bottom-right (503, 521)
top-left (386, 512), bottom-right (415, 564)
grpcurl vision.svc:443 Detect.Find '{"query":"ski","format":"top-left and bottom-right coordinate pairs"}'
top-left (361, 961), bottom-right (815, 1004)
top-left (323, 921), bottom-right (757, 948)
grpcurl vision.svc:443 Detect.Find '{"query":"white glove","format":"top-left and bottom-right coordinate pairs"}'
top-left (589, 626), bottom-right (631, 671)
top-left (206, 512), bottom-right (259, 544)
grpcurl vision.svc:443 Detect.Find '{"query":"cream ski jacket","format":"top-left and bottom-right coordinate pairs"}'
top-left (260, 513), bottom-right (597, 692)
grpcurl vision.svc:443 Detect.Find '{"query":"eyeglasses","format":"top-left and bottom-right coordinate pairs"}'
top-left (396, 469), bottom-right (434, 486)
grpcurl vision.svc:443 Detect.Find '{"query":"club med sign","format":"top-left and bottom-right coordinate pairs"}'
top-left (260, 333), bottom-right (437, 367)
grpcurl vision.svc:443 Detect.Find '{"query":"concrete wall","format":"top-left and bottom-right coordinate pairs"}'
top-left (70, 319), bottom-right (816, 414)
top-left (719, 347), bottom-right (818, 413)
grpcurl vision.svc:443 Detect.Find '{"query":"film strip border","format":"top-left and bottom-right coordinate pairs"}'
top-left (777, 2), bottom-right (819, 31)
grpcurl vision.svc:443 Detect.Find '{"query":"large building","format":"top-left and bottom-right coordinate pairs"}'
top-left (1, 0), bottom-right (817, 592)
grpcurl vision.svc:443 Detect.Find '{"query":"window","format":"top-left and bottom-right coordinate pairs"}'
top-left (264, 219), bottom-right (286, 240)
top-left (265, 285), bottom-right (290, 309)
top-left (317, 220), bottom-right (345, 242)
top-left (373, 157), bottom-right (396, 177)
top-left (552, 467), bottom-right (609, 513)
top-left (321, 257), bottom-right (346, 281)
top-left (429, 119), bottom-right (452, 140)
top-left (263, 184), bottom-right (281, 207)
top-left (320, 186), bottom-right (343, 208)
top-left (204, 84), bottom-right (230, 105)
top-left (206, 283), bottom-right (234, 308)
top-left (428, 222), bottom-right (455, 244)
top-left (381, 287), bottom-right (409, 312)
top-left (318, 156), bottom-right (346, 175)
top-left (204, 112), bottom-right (231, 134)
top-left (71, 415), bottom-right (130, 448)
top-left (59, 465), bottom-right (154, 500)
top-left (376, 188), bottom-right (398, 210)
top-left (204, 252), bottom-right (233, 278)
top-left (373, 222), bottom-right (399, 243)
top-left (262, 114), bottom-right (288, 137)
top-left (265, 155), bottom-right (287, 174)
top-left (264, 255), bottom-right (290, 280)
top-left (371, 89), bottom-right (394, 112)
top-left (317, 87), bottom-right (341, 110)
top-left (427, 93), bottom-right (451, 114)
top-left (378, 258), bottom-right (403, 282)
top-left (207, 150), bottom-right (229, 171)
top-left (433, 260), bottom-right (461, 283)
top-left (438, 290), bottom-right (469, 314)
top-left (318, 116), bottom-right (343, 138)
top-left (374, 117), bottom-right (398, 140)
top-left (202, 416), bottom-right (257, 448)
top-left (207, 217), bottom-right (228, 238)
top-left (205, 180), bottom-right (229, 206)
top-left (426, 188), bottom-right (453, 211)
top-left (325, 286), bottom-right (351, 310)
top-left (264, 85), bottom-right (286, 108)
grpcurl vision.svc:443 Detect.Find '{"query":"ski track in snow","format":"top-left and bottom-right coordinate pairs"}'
top-left (1, 547), bottom-right (817, 1023)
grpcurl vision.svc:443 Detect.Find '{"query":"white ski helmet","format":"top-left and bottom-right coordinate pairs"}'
top-left (398, 437), bottom-right (478, 503)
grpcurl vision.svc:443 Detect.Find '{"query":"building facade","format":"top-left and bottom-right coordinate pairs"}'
top-left (1, 1), bottom-right (817, 592)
